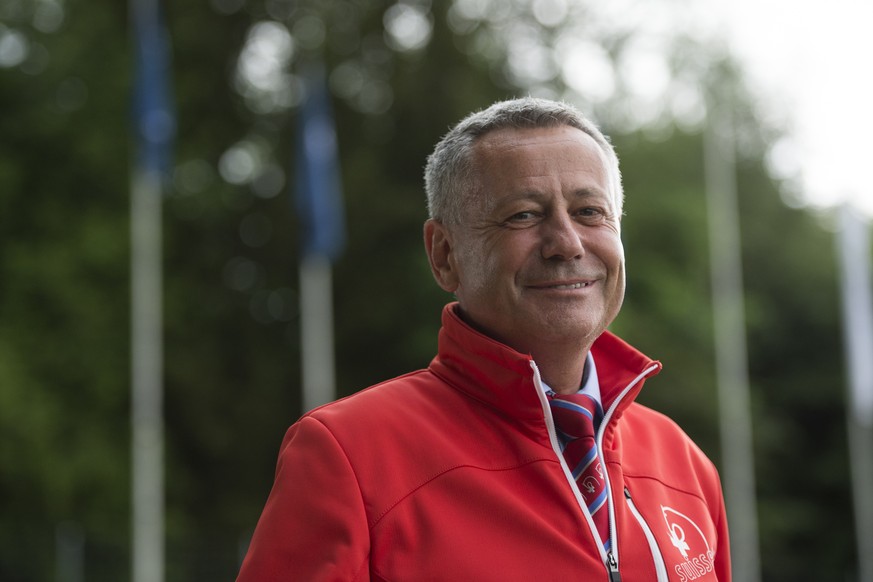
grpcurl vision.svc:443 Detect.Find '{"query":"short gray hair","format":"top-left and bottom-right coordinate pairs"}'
top-left (424, 97), bottom-right (623, 225)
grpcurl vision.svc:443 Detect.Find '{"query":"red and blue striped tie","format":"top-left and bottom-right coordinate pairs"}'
top-left (550, 392), bottom-right (610, 550)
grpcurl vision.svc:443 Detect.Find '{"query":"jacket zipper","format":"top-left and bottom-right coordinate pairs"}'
top-left (595, 363), bottom-right (661, 579)
top-left (624, 487), bottom-right (669, 582)
top-left (533, 361), bottom-right (661, 582)
top-left (606, 550), bottom-right (621, 582)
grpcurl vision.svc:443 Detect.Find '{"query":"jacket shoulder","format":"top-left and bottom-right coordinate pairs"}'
top-left (305, 369), bottom-right (451, 428)
top-left (618, 403), bottom-right (722, 496)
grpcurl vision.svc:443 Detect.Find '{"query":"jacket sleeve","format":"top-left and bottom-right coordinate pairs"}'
top-left (237, 415), bottom-right (371, 581)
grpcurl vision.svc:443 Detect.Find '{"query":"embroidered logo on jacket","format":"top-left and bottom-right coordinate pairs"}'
top-left (660, 505), bottom-right (715, 581)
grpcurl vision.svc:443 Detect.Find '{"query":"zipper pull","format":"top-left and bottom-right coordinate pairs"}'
top-left (607, 550), bottom-right (621, 582)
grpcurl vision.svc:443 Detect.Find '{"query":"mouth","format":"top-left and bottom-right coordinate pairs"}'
top-left (547, 282), bottom-right (593, 290)
top-left (529, 279), bottom-right (597, 290)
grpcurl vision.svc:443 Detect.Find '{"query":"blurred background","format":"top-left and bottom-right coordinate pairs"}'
top-left (1, 0), bottom-right (871, 580)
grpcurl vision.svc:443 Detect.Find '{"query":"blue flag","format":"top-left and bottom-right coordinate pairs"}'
top-left (294, 64), bottom-right (346, 261)
top-left (132, 0), bottom-right (175, 176)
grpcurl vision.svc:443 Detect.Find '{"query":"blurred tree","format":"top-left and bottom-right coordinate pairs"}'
top-left (0, 0), bottom-right (857, 580)
top-left (1, 0), bottom-right (133, 579)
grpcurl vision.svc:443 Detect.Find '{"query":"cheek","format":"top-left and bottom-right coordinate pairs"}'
top-left (466, 251), bottom-right (499, 296)
top-left (614, 266), bottom-right (626, 302)
top-left (455, 232), bottom-right (534, 296)
top-left (461, 250), bottom-right (521, 310)
top-left (602, 233), bottom-right (624, 268)
top-left (610, 253), bottom-right (626, 312)
top-left (451, 242), bottom-right (490, 297)
top-left (595, 235), bottom-right (625, 297)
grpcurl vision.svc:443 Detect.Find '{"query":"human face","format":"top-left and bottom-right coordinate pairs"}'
top-left (425, 126), bottom-right (625, 355)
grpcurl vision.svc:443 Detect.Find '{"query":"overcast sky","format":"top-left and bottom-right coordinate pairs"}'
top-left (714, 0), bottom-right (873, 216)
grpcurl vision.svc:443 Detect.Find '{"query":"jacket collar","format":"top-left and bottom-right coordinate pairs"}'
top-left (428, 303), bottom-right (662, 429)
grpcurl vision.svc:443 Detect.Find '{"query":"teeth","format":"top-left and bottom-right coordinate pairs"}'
top-left (550, 282), bottom-right (589, 290)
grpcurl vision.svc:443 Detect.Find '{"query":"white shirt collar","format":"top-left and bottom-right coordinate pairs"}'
top-left (539, 351), bottom-right (603, 410)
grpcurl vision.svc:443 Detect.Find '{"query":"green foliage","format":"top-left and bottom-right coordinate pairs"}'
top-left (613, 129), bottom-right (719, 455)
top-left (0, 0), bottom-right (861, 580)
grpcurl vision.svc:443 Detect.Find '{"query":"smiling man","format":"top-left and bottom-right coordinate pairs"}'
top-left (238, 97), bottom-right (731, 581)
top-left (425, 123), bottom-right (624, 395)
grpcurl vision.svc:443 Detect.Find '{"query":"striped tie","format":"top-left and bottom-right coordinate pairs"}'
top-left (549, 392), bottom-right (610, 549)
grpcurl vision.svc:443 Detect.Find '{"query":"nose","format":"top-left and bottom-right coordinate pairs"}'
top-left (541, 213), bottom-right (584, 260)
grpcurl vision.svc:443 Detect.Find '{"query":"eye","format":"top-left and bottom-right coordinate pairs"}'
top-left (575, 206), bottom-right (608, 222)
top-left (500, 210), bottom-right (542, 229)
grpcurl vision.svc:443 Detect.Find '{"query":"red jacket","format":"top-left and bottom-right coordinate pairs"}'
top-left (238, 304), bottom-right (731, 581)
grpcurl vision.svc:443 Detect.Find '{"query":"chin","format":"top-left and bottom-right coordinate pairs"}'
top-left (538, 317), bottom-right (603, 344)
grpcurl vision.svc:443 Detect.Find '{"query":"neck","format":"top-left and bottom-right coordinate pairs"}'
top-left (533, 345), bottom-right (590, 395)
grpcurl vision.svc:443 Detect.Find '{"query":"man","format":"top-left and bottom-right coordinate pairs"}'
top-left (238, 97), bottom-right (731, 581)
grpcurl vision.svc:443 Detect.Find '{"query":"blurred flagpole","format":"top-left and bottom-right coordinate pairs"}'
top-left (703, 104), bottom-right (761, 582)
top-left (294, 63), bottom-right (346, 412)
top-left (836, 204), bottom-right (873, 582)
top-left (130, 0), bottom-right (174, 580)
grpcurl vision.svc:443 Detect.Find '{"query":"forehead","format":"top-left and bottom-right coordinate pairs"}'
top-left (469, 125), bottom-right (612, 204)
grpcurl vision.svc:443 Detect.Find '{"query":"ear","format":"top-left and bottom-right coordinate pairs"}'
top-left (423, 219), bottom-right (460, 293)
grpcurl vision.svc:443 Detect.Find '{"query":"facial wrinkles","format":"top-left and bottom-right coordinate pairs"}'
top-left (450, 189), bottom-right (517, 303)
top-left (459, 127), bottom-right (621, 280)
top-left (521, 222), bottom-right (605, 288)
top-left (457, 209), bottom-right (604, 304)
top-left (478, 130), bottom-right (620, 216)
top-left (438, 124), bottom-right (628, 359)
top-left (451, 220), bottom-right (503, 298)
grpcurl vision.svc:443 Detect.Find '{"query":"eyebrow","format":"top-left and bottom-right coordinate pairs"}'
top-left (494, 187), bottom-right (609, 206)
top-left (570, 187), bottom-right (610, 200)
top-left (485, 188), bottom-right (612, 221)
